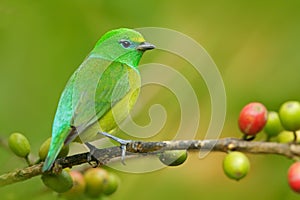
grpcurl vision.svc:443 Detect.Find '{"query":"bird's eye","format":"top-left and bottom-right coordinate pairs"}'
top-left (119, 40), bottom-right (131, 48)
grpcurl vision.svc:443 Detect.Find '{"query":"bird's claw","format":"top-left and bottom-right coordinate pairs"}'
top-left (85, 142), bottom-right (101, 167)
top-left (98, 132), bottom-right (131, 165)
top-left (120, 144), bottom-right (126, 165)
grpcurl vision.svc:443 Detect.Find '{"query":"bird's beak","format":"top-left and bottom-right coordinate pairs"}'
top-left (136, 42), bottom-right (155, 51)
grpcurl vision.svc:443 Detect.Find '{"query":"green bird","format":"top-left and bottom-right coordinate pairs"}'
top-left (42, 28), bottom-right (155, 172)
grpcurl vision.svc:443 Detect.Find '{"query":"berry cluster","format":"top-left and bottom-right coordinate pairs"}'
top-left (42, 168), bottom-right (119, 199)
top-left (7, 132), bottom-right (188, 199)
top-left (238, 101), bottom-right (300, 141)
top-left (7, 134), bottom-right (120, 199)
top-left (6, 100), bottom-right (300, 196)
top-left (227, 101), bottom-right (300, 193)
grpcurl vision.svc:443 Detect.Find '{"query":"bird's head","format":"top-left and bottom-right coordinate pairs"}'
top-left (91, 28), bottom-right (155, 68)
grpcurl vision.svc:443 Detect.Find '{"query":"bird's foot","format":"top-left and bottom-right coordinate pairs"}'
top-left (85, 142), bottom-right (101, 167)
top-left (98, 132), bottom-right (131, 165)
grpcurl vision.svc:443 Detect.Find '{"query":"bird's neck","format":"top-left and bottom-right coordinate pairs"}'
top-left (89, 51), bottom-right (143, 69)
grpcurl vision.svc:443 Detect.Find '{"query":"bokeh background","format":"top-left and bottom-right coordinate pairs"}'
top-left (1, 0), bottom-right (300, 199)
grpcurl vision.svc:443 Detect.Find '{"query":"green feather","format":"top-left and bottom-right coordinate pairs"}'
top-left (42, 28), bottom-right (154, 172)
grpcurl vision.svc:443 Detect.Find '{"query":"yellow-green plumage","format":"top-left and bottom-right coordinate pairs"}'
top-left (42, 28), bottom-right (154, 172)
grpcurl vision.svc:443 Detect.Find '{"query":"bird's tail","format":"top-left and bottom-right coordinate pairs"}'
top-left (42, 128), bottom-right (70, 172)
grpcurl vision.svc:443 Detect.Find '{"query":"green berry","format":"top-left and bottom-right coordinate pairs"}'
top-left (39, 137), bottom-right (69, 160)
top-left (264, 111), bottom-right (283, 137)
top-left (84, 168), bottom-right (109, 198)
top-left (159, 150), bottom-right (188, 166)
top-left (61, 170), bottom-right (86, 199)
top-left (279, 101), bottom-right (300, 131)
top-left (276, 131), bottom-right (300, 143)
top-left (223, 152), bottom-right (250, 181)
top-left (8, 132), bottom-right (31, 158)
top-left (42, 169), bottom-right (73, 193)
top-left (103, 172), bottom-right (120, 195)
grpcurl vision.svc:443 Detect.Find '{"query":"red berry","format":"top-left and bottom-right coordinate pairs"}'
top-left (288, 162), bottom-right (300, 193)
top-left (238, 102), bottom-right (268, 135)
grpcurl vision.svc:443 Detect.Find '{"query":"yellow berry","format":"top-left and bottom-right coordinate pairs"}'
top-left (39, 137), bottom-right (69, 160)
top-left (84, 168), bottom-right (109, 198)
top-left (103, 172), bottom-right (120, 195)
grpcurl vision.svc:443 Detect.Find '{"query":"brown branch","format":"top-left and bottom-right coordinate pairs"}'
top-left (1, 138), bottom-right (300, 187)
top-left (0, 163), bottom-right (43, 187)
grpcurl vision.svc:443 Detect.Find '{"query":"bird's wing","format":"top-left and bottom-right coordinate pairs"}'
top-left (43, 57), bottom-right (135, 172)
top-left (65, 57), bottom-right (134, 141)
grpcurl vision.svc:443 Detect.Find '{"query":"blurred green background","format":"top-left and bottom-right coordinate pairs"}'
top-left (1, 0), bottom-right (300, 199)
